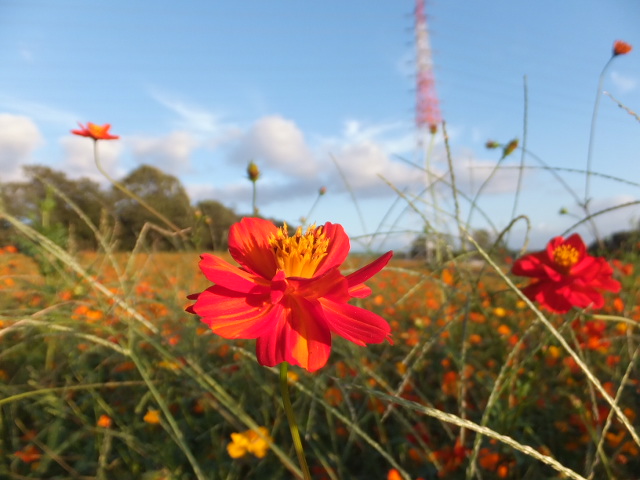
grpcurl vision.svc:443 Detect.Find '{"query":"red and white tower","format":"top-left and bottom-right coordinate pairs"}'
top-left (415, 0), bottom-right (441, 136)
top-left (415, 0), bottom-right (442, 260)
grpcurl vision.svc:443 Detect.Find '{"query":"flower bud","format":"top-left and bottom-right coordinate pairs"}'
top-left (502, 139), bottom-right (519, 157)
top-left (247, 161), bottom-right (260, 182)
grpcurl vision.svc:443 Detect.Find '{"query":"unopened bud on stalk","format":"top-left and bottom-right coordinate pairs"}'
top-left (502, 139), bottom-right (519, 157)
top-left (247, 161), bottom-right (260, 182)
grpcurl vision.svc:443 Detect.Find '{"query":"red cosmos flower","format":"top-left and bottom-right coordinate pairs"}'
top-left (511, 234), bottom-right (620, 314)
top-left (187, 217), bottom-right (393, 372)
top-left (613, 40), bottom-right (632, 56)
top-left (71, 122), bottom-right (119, 140)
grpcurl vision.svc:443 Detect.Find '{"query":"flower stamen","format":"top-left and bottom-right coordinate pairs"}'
top-left (553, 244), bottom-right (580, 272)
top-left (269, 223), bottom-right (330, 278)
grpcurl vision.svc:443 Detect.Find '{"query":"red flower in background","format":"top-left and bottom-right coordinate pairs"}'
top-left (71, 122), bottom-right (119, 140)
top-left (613, 40), bottom-right (632, 56)
top-left (511, 234), bottom-right (620, 313)
top-left (187, 217), bottom-right (393, 372)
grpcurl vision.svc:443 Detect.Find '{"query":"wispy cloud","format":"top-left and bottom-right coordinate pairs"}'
top-left (130, 131), bottom-right (198, 174)
top-left (610, 71), bottom-right (638, 94)
top-left (149, 88), bottom-right (228, 135)
top-left (0, 96), bottom-right (78, 126)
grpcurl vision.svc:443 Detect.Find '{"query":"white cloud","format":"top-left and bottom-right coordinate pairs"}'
top-left (130, 131), bottom-right (197, 173)
top-left (610, 71), bottom-right (638, 94)
top-left (59, 135), bottom-right (123, 184)
top-left (329, 140), bottom-right (422, 194)
top-left (452, 154), bottom-right (527, 196)
top-left (0, 114), bottom-right (43, 181)
top-left (231, 115), bottom-right (317, 177)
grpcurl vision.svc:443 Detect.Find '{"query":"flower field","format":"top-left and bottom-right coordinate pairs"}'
top-left (1, 37), bottom-right (639, 480)
top-left (0, 233), bottom-right (638, 479)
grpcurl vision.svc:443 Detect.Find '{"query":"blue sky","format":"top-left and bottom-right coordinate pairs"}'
top-left (1, 0), bottom-right (639, 251)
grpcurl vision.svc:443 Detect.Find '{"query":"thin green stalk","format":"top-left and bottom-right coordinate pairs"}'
top-left (585, 57), bottom-right (613, 208)
top-left (330, 153), bottom-right (367, 236)
top-left (251, 180), bottom-right (258, 216)
top-left (302, 189), bottom-right (324, 226)
top-left (443, 122), bottom-right (464, 252)
top-left (279, 362), bottom-right (311, 480)
top-left (508, 75), bottom-right (528, 247)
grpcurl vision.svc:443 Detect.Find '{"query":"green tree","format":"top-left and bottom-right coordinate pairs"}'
top-left (1, 165), bottom-right (109, 250)
top-left (193, 200), bottom-right (240, 251)
top-left (111, 165), bottom-right (194, 250)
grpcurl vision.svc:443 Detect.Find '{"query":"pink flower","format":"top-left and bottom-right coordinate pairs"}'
top-left (187, 217), bottom-right (393, 372)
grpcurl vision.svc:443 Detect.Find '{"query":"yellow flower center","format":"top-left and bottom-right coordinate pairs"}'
top-left (268, 223), bottom-right (330, 278)
top-left (553, 244), bottom-right (580, 271)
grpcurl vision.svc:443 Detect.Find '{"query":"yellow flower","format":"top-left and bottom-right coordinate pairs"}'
top-left (226, 427), bottom-right (272, 459)
top-left (143, 409), bottom-right (161, 425)
top-left (493, 307), bottom-right (507, 318)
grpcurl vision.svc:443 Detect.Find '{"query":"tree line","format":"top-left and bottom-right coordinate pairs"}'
top-left (0, 164), bottom-right (244, 252)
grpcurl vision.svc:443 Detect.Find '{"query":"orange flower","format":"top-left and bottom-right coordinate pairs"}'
top-left (97, 414), bottom-right (112, 428)
top-left (324, 387), bottom-right (343, 406)
top-left (613, 40), bottom-right (632, 56)
top-left (71, 122), bottom-right (119, 140)
top-left (143, 409), bottom-right (161, 424)
top-left (14, 445), bottom-right (41, 463)
top-left (187, 217), bottom-right (393, 372)
top-left (227, 427), bottom-right (272, 459)
top-left (387, 469), bottom-right (402, 480)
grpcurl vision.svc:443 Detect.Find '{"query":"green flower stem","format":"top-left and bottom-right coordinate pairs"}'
top-left (279, 362), bottom-right (312, 480)
top-left (251, 180), bottom-right (258, 216)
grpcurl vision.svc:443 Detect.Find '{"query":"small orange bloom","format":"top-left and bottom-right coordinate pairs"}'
top-left (442, 370), bottom-right (458, 396)
top-left (14, 445), bottom-right (41, 463)
top-left (143, 409), bottom-right (161, 424)
top-left (613, 40), bottom-right (632, 56)
top-left (497, 324), bottom-right (511, 336)
top-left (227, 427), bottom-right (272, 459)
top-left (71, 122), bottom-right (119, 140)
top-left (323, 386), bottom-right (343, 406)
top-left (97, 414), bottom-right (112, 428)
top-left (387, 469), bottom-right (402, 480)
